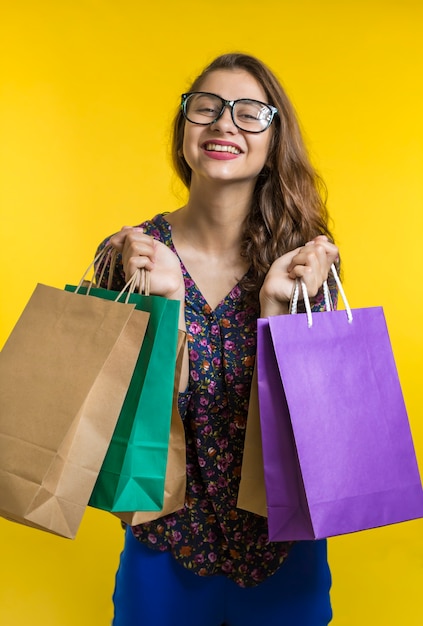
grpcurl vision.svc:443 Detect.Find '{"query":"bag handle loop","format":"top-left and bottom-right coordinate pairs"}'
top-left (75, 245), bottom-right (150, 301)
top-left (290, 263), bottom-right (353, 327)
top-left (116, 268), bottom-right (150, 302)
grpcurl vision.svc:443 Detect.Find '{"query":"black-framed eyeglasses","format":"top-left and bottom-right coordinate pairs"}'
top-left (181, 92), bottom-right (278, 133)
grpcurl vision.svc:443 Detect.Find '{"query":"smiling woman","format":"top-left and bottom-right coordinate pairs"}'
top-left (1, 1), bottom-right (421, 623)
top-left (180, 69), bottom-right (274, 191)
top-left (93, 52), bottom-right (339, 626)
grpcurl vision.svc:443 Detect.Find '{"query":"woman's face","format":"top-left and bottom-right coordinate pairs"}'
top-left (182, 69), bottom-right (273, 188)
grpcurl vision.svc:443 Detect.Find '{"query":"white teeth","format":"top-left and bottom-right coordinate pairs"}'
top-left (204, 143), bottom-right (241, 154)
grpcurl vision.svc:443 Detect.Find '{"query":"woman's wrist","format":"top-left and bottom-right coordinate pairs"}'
top-left (163, 276), bottom-right (185, 300)
top-left (259, 274), bottom-right (293, 318)
top-left (259, 298), bottom-right (289, 318)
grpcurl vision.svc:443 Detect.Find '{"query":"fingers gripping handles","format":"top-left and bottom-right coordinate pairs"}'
top-left (290, 263), bottom-right (353, 327)
top-left (76, 245), bottom-right (150, 300)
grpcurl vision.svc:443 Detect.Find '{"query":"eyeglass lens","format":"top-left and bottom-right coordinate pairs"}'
top-left (184, 93), bottom-right (274, 132)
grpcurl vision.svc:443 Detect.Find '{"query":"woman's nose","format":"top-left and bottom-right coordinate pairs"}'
top-left (211, 105), bottom-right (238, 132)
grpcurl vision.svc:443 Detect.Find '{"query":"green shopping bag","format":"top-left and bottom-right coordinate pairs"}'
top-left (65, 282), bottom-right (180, 512)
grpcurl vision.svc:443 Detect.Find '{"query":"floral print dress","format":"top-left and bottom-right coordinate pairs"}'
top-left (97, 213), bottom-right (334, 588)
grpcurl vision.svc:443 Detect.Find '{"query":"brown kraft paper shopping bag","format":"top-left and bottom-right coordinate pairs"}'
top-left (237, 366), bottom-right (267, 517)
top-left (115, 330), bottom-right (187, 525)
top-left (0, 283), bottom-right (149, 538)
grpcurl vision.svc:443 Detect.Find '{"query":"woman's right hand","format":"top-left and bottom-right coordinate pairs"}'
top-left (111, 226), bottom-right (189, 391)
top-left (109, 226), bottom-right (185, 301)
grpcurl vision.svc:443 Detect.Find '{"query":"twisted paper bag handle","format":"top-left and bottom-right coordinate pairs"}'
top-left (75, 244), bottom-right (150, 300)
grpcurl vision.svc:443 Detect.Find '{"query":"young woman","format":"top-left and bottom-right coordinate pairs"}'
top-left (96, 52), bottom-right (339, 626)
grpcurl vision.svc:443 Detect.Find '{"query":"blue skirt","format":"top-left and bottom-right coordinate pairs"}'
top-left (112, 528), bottom-right (332, 626)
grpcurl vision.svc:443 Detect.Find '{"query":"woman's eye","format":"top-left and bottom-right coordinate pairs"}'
top-left (198, 106), bottom-right (218, 115)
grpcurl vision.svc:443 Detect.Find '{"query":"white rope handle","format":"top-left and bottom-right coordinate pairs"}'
top-left (323, 280), bottom-right (333, 311)
top-left (290, 263), bottom-right (353, 327)
top-left (329, 264), bottom-right (352, 322)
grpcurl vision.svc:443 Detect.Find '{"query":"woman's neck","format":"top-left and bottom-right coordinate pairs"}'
top-left (166, 182), bottom-right (253, 309)
top-left (171, 179), bottom-right (254, 254)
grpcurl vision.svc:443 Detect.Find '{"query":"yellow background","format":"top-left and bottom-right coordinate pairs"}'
top-left (1, 1), bottom-right (422, 624)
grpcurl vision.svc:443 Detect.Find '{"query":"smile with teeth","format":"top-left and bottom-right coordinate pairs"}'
top-left (204, 143), bottom-right (241, 155)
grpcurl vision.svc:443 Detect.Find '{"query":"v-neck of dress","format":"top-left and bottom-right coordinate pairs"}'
top-left (156, 213), bottom-right (246, 315)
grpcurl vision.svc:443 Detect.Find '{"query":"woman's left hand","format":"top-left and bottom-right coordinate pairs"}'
top-left (259, 235), bottom-right (339, 317)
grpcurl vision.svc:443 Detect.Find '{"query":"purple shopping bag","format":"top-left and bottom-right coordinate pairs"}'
top-left (257, 273), bottom-right (423, 541)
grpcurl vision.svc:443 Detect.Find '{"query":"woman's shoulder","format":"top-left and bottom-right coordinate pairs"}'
top-left (135, 213), bottom-right (172, 242)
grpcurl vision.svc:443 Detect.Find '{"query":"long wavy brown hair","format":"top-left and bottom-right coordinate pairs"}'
top-left (172, 53), bottom-right (335, 302)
